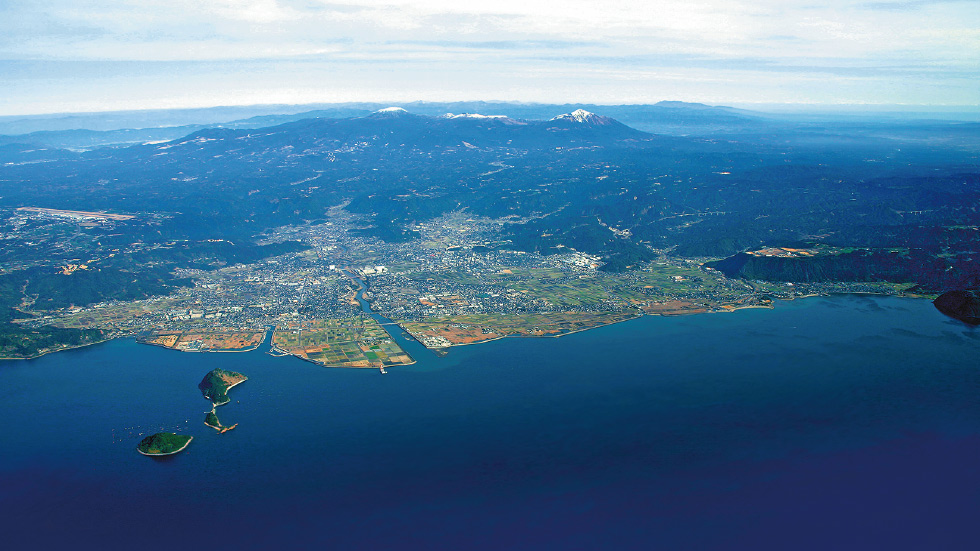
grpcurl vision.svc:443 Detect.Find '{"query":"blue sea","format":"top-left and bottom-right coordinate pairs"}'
top-left (2, 295), bottom-right (980, 550)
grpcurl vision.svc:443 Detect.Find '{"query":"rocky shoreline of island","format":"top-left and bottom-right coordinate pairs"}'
top-left (136, 433), bottom-right (193, 456)
top-left (199, 368), bottom-right (248, 406)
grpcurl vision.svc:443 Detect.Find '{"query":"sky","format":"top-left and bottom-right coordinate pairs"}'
top-left (1, 0), bottom-right (978, 115)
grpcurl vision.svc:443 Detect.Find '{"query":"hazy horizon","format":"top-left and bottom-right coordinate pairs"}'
top-left (1, 99), bottom-right (977, 121)
top-left (2, 1), bottom-right (977, 117)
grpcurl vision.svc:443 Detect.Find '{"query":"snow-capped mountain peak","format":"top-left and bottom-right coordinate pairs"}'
top-left (367, 106), bottom-right (413, 119)
top-left (549, 109), bottom-right (611, 125)
top-left (365, 106), bottom-right (416, 120)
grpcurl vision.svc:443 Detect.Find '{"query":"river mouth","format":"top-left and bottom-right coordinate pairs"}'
top-left (342, 269), bottom-right (434, 361)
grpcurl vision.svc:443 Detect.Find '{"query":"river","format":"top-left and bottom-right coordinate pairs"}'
top-left (343, 268), bottom-right (433, 362)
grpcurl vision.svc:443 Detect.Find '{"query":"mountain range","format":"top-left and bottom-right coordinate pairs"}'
top-left (7, 101), bottom-right (976, 152)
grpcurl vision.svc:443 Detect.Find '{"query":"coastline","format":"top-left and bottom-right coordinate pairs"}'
top-left (267, 344), bottom-right (292, 357)
top-left (0, 336), bottom-right (115, 362)
top-left (3, 291), bottom-right (924, 362)
top-left (136, 436), bottom-right (193, 456)
top-left (406, 312), bottom-right (644, 351)
top-left (403, 293), bottom-right (910, 351)
top-left (205, 410), bottom-right (238, 432)
top-left (138, 339), bottom-right (263, 354)
top-left (407, 302), bottom-right (781, 351)
top-left (268, 335), bottom-right (418, 369)
top-left (197, 343), bottom-right (262, 353)
top-left (206, 372), bottom-right (248, 407)
top-left (216, 378), bottom-right (246, 402)
top-left (278, 348), bottom-right (417, 369)
top-left (708, 304), bottom-right (775, 313)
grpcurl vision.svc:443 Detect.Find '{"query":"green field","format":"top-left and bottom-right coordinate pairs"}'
top-left (411, 261), bottom-right (755, 310)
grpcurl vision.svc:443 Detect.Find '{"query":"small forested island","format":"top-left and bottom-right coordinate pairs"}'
top-left (198, 368), bottom-right (247, 406)
top-left (205, 408), bottom-right (238, 433)
top-left (136, 432), bottom-right (193, 456)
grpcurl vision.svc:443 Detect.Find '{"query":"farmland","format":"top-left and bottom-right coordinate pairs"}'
top-left (272, 317), bottom-right (413, 368)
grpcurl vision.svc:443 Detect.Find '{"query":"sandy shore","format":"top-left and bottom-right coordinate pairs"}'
top-left (139, 340), bottom-right (262, 354)
top-left (210, 376), bottom-right (247, 407)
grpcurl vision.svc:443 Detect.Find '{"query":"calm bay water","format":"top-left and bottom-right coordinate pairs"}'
top-left (2, 295), bottom-right (980, 550)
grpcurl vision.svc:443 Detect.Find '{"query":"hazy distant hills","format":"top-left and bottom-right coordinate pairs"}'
top-left (0, 100), bottom-right (750, 134)
top-left (3, 101), bottom-right (977, 152)
top-left (0, 126), bottom-right (212, 151)
top-left (0, 101), bottom-right (715, 150)
top-left (193, 107), bottom-right (653, 152)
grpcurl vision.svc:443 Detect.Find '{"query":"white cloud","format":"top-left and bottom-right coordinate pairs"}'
top-left (208, 0), bottom-right (302, 23)
top-left (0, 0), bottom-right (977, 112)
top-left (5, 0), bottom-right (976, 63)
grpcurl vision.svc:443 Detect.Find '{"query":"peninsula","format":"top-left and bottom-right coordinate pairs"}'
top-left (199, 368), bottom-right (247, 406)
top-left (933, 290), bottom-right (980, 325)
top-left (136, 432), bottom-right (193, 456)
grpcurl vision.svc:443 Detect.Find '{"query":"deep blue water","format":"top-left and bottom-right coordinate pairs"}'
top-left (2, 295), bottom-right (980, 550)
